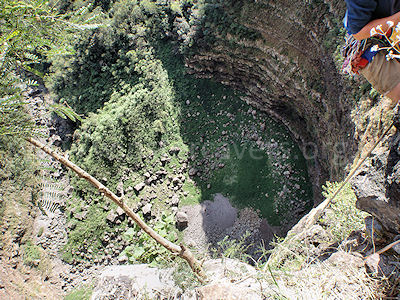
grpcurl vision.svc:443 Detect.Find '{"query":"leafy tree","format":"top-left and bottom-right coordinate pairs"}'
top-left (1, 0), bottom-right (209, 279)
top-left (69, 45), bottom-right (181, 188)
top-left (0, 0), bottom-right (101, 137)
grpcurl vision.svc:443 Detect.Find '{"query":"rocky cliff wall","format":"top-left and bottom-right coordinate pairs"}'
top-left (352, 115), bottom-right (400, 235)
top-left (186, 0), bottom-right (357, 197)
top-left (185, 0), bottom-right (400, 234)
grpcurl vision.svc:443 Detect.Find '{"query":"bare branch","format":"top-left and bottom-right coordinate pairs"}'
top-left (26, 137), bottom-right (206, 279)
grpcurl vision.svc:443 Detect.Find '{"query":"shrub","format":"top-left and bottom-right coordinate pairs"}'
top-left (21, 241), bottom-right (42, 267)
top-left (69, 46), bottom-right (180, 189)
top-left (121, 212), bottom-right (178, 266)
top-left (320, 181), bottom-right (369, 242)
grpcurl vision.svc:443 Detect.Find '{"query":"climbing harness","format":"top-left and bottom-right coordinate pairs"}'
top-left (342, 34), bottom-right (367, 74)
top-left (342, 33), bottom-right (395, 75)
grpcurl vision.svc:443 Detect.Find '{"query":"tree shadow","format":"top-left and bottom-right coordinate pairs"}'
top-left (153, 41), bottom-right (314, 261)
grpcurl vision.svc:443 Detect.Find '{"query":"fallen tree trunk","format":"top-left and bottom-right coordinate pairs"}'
top-left (26, 137), bottom-right (206, 280)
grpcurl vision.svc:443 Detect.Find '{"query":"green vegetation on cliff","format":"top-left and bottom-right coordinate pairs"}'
top-left (0, 0), bottom-right (101, 137)
top-left (1, 1), bottom-right (398, 298)
top-left (46, 0), bottom-right (313, 263)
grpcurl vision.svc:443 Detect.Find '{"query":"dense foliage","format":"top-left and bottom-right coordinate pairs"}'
top-left (48, 0), bottom-right (218, 189)
top-left (69, 45), bottom-right (180, 183)
top-left (53, 0), bottom-right (201, 259)
top-left (0, 0), bottom-right (101, 137)
top-left (48, 0), bottom-right (202, 114)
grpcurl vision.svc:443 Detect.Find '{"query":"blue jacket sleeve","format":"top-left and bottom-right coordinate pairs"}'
top-left (345, 0), bottom-right (378, 35)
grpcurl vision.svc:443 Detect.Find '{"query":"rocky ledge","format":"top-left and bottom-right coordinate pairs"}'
top-left (352, 115), bottom-right (400, 235)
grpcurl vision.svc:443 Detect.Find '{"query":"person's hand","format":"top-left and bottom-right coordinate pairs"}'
top-left (382, 97), bottom-right (398, 110)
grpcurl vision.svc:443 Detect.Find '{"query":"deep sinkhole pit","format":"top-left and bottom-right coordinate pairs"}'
top-left (179, 86), bottom-right (313, 227)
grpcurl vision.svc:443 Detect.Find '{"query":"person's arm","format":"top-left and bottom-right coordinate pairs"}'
top-left (353, 11), bottom-right (400, 40)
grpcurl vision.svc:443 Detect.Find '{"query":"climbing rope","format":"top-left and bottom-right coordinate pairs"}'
top-left (294, 103), bottom-right (398, 233)
top-left (322, 103), bottom-right (398, 212)
top-left (324, 117), bottom-right (395, 209)
top-left (266, 103), bottom-right (398, 268)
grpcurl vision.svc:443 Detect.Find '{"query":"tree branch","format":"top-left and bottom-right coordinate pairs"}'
top-left (26, 137), bottom-right (206, 279)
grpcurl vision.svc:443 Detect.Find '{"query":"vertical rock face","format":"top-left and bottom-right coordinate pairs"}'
top-left (185, 0), bottom-right (400, 233)
top-left (352, 130), bottom-right (400, 234)
top-left (187, 0), bottom-right (357, 183)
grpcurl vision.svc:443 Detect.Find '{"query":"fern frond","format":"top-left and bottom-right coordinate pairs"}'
top-left (23, 52), bottom-right (39, 63)
top-left (25, 78), bottom-right (38, 86)
top-left (50, 103), bottom-right (83, 122)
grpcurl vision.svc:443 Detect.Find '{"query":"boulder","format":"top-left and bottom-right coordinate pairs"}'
top-left (160, 155), bottom-right (170, 166)
top-left (145, 176), bottom-right (156, 185)
top-left (196, 258), bottom-right (262, 300)
top-left (142, 203), bottom-right (152, 216)
top-left (65, 185), bottom-right (74, 194)
top-left (171, 194), bottom-right (180, 206)
top-left (74, 211), bottom-right (88, 221)
top-left (116, 207), bottom-right (126, 218)
top-left (156, 170), bottom-right (167, 177)
top-left (91, 265), bottom-right (180, 300)
top-left (169, 147), bottom-right (181, 155)
top-left (67, 221), bottom-right (76, 230)
top-left (118, 255), bottom-right (128, 264)
top-left (172, 177), bottom-right (181, 185)
top-left (134, 182), bottom-right (145, 193)
top-left (176, 211), bottom-right (188, 229)
top-left (51, 135), bottom-right (62, 147)
top-left (117, 181), bottom-right (124, 196)
top-left (327, 251), bottom-right (364, 270)
top-left (106, 211), bottom-right (118, 224)
top-left (188, 168), bottom-right (198, 176)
